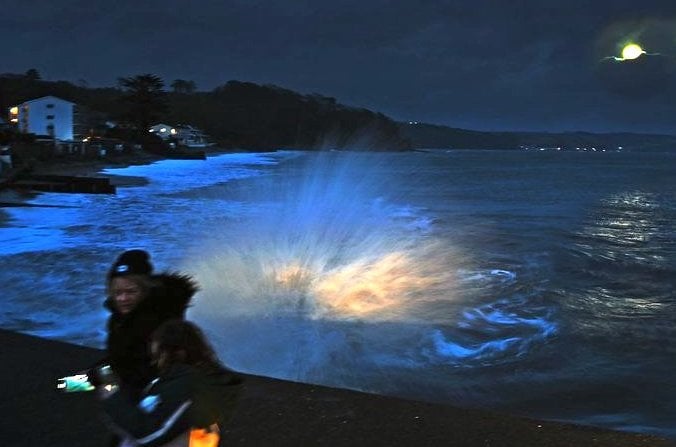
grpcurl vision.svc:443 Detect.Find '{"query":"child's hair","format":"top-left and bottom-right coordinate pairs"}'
top-left (151, 320), bottom-right (221, 372)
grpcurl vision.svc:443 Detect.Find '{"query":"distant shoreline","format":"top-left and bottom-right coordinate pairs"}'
top-left (0, 147), bottom-right (241, 212)
top-left (31, 146), bottom-right (238, 181)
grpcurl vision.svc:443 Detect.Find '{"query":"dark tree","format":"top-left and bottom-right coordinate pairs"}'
top-left (117, 74), bottom-right (167, 131)
top-left (170, 79), bottom-right (197, 94)
top-left (25, 68), bottom-right (41, 81)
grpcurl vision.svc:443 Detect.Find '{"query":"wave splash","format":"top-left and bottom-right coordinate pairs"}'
top-left (186, 152), bottom-right (556, 389)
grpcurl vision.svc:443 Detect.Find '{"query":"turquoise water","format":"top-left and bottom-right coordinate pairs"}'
top-left (1, 149), bottom-right (674, 437)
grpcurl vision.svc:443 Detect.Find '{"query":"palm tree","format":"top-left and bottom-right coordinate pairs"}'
top-left (117, 74), bottom-right (167, 131)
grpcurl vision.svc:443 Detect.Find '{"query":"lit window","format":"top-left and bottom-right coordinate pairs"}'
top-left (10, 106), bottom-right (19, 115)
top-left (160, 127), bottom-right (167, 132)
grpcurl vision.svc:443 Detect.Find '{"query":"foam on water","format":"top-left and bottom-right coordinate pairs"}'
top-left (101, 152), bottom-right (280, 195)
top-left (0, 152), bottom-right (293, 340)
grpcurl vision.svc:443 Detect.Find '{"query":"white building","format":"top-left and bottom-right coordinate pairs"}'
top-left (9, 95), bottom-right (75, 141)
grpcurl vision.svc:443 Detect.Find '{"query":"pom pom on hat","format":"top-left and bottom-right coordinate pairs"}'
top-left (109, 249), bottom-right (153, 279)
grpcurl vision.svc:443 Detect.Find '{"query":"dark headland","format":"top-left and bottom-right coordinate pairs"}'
top-left (1, 329), bottom-right (672, 447)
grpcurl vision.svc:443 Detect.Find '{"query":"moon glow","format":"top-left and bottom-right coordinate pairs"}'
top-left (621, 43), bottom-right (644, 60)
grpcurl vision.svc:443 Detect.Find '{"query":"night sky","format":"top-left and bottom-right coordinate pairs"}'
top-left (4, 0), bottom-right (676, 134)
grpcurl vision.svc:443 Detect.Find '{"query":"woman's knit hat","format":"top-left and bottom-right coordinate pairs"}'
top-left (108, 249), bottom-right (153, 280)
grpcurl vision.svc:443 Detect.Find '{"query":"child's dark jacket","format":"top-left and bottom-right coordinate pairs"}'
top-left (102, 363), bottom-right (243, 447)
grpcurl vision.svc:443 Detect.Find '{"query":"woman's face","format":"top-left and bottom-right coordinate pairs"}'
top-left (110, 276), bottom-right (145, 315)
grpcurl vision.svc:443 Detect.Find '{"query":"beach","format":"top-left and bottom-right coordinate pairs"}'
top-left (0, 151), bottom-right (159, 221)
top-left (29, 150), bottom-right (204, 186)
top-left (1, 329), bottom-right (673, 447)
top-left (0, 147), bottom-right (241, 203)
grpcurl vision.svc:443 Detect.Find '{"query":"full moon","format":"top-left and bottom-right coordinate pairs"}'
top-left (621, 43), bottom-right (644, 60)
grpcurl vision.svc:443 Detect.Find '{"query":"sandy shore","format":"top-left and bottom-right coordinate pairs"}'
top-left (0, 329), bottom-right (672, 447)
top-left (31, 151), bottom-right (172, 187)
top-left (1, 147), bottom-right (240, 202)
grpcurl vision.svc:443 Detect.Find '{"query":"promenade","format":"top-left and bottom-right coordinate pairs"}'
top-left (0, 329), bottom-right (672, 446)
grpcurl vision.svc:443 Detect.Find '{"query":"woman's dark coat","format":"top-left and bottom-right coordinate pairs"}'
top-left (104, 273), bottom-right (199, 391)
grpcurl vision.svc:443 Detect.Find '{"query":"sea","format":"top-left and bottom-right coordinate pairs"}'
top-left (1, 148), bottom-right (674, 438)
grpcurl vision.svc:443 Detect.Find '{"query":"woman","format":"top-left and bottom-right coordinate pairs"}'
top-left (100, 320), bottom-right (243, 447)
top-left (104, 249), bottom-right (199, 392)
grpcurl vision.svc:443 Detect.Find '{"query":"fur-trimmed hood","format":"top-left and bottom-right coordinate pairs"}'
top-left (104, 272), bottom-right (199, 318)
top-left (104, 272), bottom-right (200, 389)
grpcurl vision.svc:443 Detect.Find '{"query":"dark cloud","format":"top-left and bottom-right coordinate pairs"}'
top-left (4, 0), bottom-right (676, 133)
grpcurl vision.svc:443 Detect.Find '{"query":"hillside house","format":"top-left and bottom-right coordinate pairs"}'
top-left (148, 123), bottom-right (176, 139)
top-left (149, 123), bottom-right (210, 148)
top-left (175, 124), bottom-right (209, 147)
top-left (9, 95), bottom-right (75, 141)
